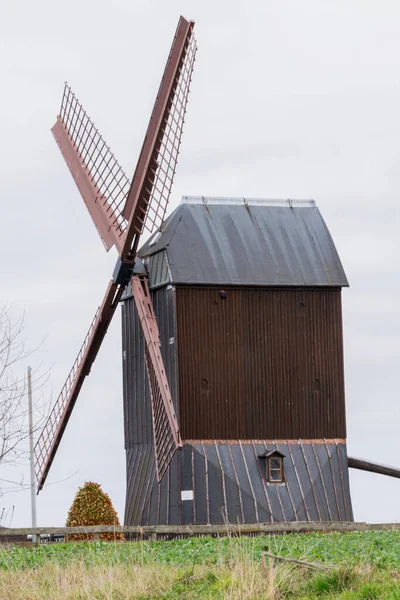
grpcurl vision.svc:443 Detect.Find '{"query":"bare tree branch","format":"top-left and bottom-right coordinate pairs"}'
top-left (0, 307), bottom-right (49, 496)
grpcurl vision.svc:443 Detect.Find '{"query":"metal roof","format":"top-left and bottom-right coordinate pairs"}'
top-left (138, 196), bottom-right (348, 287)
top-left (125, 439), bottom-right (353, 525)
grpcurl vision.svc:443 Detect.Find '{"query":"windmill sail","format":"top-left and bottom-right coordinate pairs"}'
top-left (34, 281), bottom-right (123, 491)
top-left (131, 275), bottom-right (182, 481)
top-left (52, 84), bottom-right (129, 252)
top-left (122, 16), bottom-right (197, 260)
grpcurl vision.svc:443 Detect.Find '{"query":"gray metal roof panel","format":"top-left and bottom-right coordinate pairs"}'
top-left (138, 197), bottom-right (348, 287)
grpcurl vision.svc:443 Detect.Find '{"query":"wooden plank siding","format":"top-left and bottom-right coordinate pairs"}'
top-left (176, 287), bottom-right (346, 440)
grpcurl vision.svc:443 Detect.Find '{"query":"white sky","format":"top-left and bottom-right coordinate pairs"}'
top-left (1, 0), bottom-right (400, 526)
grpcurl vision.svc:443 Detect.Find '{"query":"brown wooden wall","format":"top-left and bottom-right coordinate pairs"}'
top-left (175, 287), bottom-right (346, 440)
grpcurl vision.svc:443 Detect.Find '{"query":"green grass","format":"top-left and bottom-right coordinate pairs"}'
top-left (2, 531), bottom-right (400, 569)
top-left (1, 531), bottom-right (400, 598)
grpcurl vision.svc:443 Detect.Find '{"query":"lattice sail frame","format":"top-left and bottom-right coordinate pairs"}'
top-left (140, 31), bottom-right (197, 235)
top-left (53, 84), bottom-right (130, 251)
top-left (131, 274), bottom-right (181, 481)
top-left (122, 18), bottom-right (197, 259)
top-left (33, 307), bottom-right (99, 483)
top-left (145, 349), bottom-right (179, 481)
top-left (34, 281), bottom-right (122, 491)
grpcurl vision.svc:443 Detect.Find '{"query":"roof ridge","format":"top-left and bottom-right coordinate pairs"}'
top-left (181, 196), bottom-right (316, 208)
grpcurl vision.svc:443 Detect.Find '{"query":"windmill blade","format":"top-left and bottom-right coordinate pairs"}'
top-left (52, 84), bottom-right (129, 253)
top-left (131, 274), bottom-right (181, 481)
top-left (121, 16), bottom-right (197, 261)
top-left (34, 280), bottom-right (123, 492)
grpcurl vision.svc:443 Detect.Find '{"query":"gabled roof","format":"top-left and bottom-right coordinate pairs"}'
top-left (258, 449), bottom-right (286, 459)
top-left (138, 196), bottom-right (348, 288)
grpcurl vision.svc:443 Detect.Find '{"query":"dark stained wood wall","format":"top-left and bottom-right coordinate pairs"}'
top-left (176, 287), bottom-right (346, 440)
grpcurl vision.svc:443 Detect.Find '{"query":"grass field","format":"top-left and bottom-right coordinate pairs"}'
top-left (1, 531), bottom-right (400, 598)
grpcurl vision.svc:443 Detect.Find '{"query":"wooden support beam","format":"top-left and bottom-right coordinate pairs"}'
top-left (262, 551), bottom-right (332, 570)
top-left (0, 521), bottom-right (368, 538)
top-left (3, 521), bottom-right (400, 541)
top-left (348, 457), bottom-right (400, 479)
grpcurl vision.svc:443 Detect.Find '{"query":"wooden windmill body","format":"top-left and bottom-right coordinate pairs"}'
top-left (122, 196), bottom-right (353, 525)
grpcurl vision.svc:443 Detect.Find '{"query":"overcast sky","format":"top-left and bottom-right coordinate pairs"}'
top-left (1, 0), bottom-right (400, 526)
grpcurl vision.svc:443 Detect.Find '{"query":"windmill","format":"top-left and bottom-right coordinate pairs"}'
top-left (36, 15), bottom-right (400, 526)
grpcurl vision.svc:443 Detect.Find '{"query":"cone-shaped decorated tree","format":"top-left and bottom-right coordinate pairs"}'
top-left (65, 481), bottom-right (124, 541)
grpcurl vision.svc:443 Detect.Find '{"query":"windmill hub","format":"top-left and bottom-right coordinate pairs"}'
top-left (112, 258), bottom-right (145, 288)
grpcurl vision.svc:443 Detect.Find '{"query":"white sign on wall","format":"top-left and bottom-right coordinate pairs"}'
top-left (181, 490), bottom-right (194, 501)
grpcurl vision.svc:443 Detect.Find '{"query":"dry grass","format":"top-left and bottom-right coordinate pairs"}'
top-left (0, 556), bottom-right (294, 600)
top-left (1, 562), bottom-right (176, 600)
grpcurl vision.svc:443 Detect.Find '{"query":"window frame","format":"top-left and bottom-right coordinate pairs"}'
top-left (267, 455), bottom-right (284, 483)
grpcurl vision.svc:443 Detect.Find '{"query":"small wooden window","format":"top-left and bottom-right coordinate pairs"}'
top-left (267, 456), bottom-right (284, 483)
